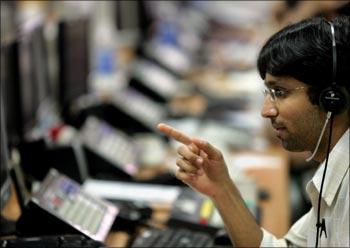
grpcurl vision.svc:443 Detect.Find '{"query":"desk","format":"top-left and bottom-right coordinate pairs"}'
top-left (1, 147), bottom-right (290, 246)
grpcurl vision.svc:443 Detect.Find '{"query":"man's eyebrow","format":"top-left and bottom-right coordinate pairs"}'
top-left (264, 80), bottom-right (286, 88)
top-left (264, 80), bottom-right (277, 87)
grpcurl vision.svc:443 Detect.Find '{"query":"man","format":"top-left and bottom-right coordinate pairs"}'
top-left (157, 16), bottom-right (349, 247)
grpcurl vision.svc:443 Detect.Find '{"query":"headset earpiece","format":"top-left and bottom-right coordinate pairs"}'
top-left (319, 21), bottom-right (350, 115)
top-left (319, 85), bottom-right (349, 114)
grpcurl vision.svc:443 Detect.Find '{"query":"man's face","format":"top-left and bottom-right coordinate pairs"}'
top-left (261, 73), bottom-right (327, 152)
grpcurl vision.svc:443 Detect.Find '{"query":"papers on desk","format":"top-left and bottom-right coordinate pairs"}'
top-left (225, 152), bottom-right (284, 182)
top-left (229, 153), bottom-right (284, 171)
top-left (82, 179), bottom-right (181, 205)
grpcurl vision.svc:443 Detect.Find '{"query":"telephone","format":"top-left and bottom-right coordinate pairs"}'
top-left (128, 58), bottom-right (180, 103)
top-left (60, 87), bottom-right (167, 136)
top-left (109, 87), bottom-right (167, 134)
top-left (16, 169), bottom-right (119, 242)
top-left (79, 116), bottom-right (139, 180)
top-left (167, 187), bottom-right (224, 235)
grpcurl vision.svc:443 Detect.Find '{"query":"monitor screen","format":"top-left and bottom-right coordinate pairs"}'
top-left (1, 39), bottom-right (23, 146)
top-left (28, 24), bottom-right (51, 109)
top-left (19, 31), bottom-right (41, 133)
top-left (58, 18), bottom-right (89, 109)
top-left (115, 1), bottom-right (140, 31)
top-left (2, 22), bottom-right (53, 143)
top-left (19, 22), bottom-right (51, 135)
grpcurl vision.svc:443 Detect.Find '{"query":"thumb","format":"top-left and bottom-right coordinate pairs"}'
top-left (188, 143), bottom-right (200, 155)
top-left (192, 138), bottom-right (222, 160)
top-left (199, 150), bottom-right (208, 159)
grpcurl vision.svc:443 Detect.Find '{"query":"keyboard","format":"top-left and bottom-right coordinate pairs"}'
top-left (0, 234), bottom-right (106, 248)
top-left (130, 227), bottom-right (214, 247)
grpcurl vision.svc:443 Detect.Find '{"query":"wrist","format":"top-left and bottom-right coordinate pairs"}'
top-left (210, 179), bottom-right (238, 202)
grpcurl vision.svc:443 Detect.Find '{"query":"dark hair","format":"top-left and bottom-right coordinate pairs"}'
top-left (257, 15), bottom-right (350, 106)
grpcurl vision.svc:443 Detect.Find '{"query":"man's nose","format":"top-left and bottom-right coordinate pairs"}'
top-left (261, 96), bottom-right (278, 118)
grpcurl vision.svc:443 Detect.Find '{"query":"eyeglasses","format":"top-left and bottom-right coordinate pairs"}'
top-left (262, 86), bottom-right (306, 102)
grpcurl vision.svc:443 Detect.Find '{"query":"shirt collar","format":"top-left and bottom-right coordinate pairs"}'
top-left (308, 128), bottom-right (349, 207)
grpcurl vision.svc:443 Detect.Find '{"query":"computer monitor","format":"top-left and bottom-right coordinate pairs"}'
top-left (57, 18), bottom-right (89, 110)
top-left (2, 20), bottom-right (56, 144)
top-left (1, 39), bottom-right (23, 146)
top-left (28, 23), bottom-right (51, 106)
top-left (0, 91), bottom-right (12, 211)
top-left (115, 1), bottom-right (140, 31)
top-left (20, 23), bottom-right (51, 135)
top-left (114, 1), bottom-right (154, 56)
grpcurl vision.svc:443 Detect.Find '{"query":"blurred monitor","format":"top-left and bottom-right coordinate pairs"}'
top-left (1, 39), bottom-right (23, 146)
top-left (0, 91), bottom-right (12, 211)
top-left (20, 23), bottom-right (51, 135)
top-left (115, 1), bottom-right (155, 46)
top-left (57, 18), bottom-right (89, 110)
top-left (115, 1), bottom-right (155, 33)
top-left (1, 21), bottom-right (52, 145)
top-left (28, 24), bottom-right (51, 107)
top-left (115, 1), bottom-right (140, 31)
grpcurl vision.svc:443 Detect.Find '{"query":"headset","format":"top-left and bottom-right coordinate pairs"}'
top-left (314, 20), bottom-right (349, 248)
top-left (307, 20), bottom-right (349, 162)
top-left (319, 21), bottom-right (349, 114)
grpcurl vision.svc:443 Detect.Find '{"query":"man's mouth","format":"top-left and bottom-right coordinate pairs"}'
top-left (276, 128), bottom-right (287, 138)
top-left (272, 124), bottom-right (287, 138)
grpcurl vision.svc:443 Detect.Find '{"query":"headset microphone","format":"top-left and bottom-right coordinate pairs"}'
top-left (305, 111), bottom-right (331, 162)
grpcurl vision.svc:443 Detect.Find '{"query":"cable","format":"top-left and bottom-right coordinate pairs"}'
top-left (315, 113), bottom-right (334, 248)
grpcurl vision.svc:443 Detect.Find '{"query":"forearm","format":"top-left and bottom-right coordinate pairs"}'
top-left (211, 180), bottom-right (263, 247)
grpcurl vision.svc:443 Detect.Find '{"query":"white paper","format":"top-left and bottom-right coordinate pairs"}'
top-left (82, 179), bottom-right (181, 204)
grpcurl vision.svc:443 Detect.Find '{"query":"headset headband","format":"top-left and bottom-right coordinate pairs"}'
top-left (328, 21), bottom-right (337, 85)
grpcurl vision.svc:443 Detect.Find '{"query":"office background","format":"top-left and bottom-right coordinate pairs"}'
top-left (1, 1), bottom-right (348, 247)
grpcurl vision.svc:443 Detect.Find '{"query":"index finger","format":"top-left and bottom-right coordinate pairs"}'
top-left (157, 123), bottom-right (192, 145)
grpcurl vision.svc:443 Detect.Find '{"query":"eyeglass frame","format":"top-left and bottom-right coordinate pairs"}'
top-left (262, 86), bottom-right (307, 102)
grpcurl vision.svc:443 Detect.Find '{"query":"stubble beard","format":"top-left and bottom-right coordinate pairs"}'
top-left (281, 110), bottom-right (327, 153)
